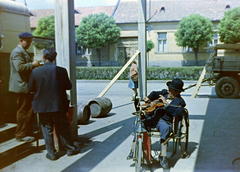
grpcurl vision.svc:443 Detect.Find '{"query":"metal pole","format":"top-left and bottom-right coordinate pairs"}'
top-left (138, 0), bottom-right (147, 99)
top-left (54, 0), bottom-right (78, 140)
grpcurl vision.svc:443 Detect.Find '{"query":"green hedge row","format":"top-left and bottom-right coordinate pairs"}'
top-left (76, 66), bottom-right (204, 80)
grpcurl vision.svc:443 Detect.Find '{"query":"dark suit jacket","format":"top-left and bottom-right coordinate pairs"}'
top-left (28, 62), bottom-right (72, 113)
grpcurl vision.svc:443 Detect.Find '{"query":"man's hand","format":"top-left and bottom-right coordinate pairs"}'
top-left (143, 96), bottom-right (150, 103)
top-left (32, 60), bottom-right (41, 67)
top-left (159, 95), bottom-right (168, 105)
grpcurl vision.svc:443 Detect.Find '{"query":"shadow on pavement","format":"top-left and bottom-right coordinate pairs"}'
top-left (194, 98), bottom-right (240, 171)
top-left (91, 112), bottom-right (116, 118)
top-left (112, 102), bottom-right (133, 109)
top-left (141, 141), bottom-right (198, 171)
top-left (62, 116), bottom-right (135, 172)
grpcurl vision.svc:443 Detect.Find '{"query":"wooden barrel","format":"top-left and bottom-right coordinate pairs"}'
top-left (77, 103), bottom-right (91, 124)
top-left (88, 97), bottom-right (112, 118)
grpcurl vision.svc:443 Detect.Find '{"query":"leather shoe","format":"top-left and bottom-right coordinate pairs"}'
top-left (126, 149), bottom-right (134, 160)
top-left (67, 147), bottom-right (80, 156)
top-left (160, 156), bottom-right (169, 169)
top-left (46, 153), bottom-right (58, 161)
top-left (16, 136), bottom-right (35, 142)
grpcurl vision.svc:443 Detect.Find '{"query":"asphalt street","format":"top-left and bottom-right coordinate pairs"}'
top-left (1, 80), bottom-right (240, 172)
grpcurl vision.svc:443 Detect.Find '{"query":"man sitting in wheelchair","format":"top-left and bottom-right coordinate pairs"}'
top-left (127, 78), bottom-right (186, 169)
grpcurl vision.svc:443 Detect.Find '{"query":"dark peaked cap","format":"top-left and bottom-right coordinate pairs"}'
top-left (18, 32), bottom-right (33, 39)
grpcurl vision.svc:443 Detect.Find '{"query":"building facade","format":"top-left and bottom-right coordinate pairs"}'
top-left (29, 0), bottom-right (240, 67)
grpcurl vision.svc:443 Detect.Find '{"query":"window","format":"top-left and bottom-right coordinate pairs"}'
top-left (76, 45), bottom-right (91, 55)
top-left (76, 45), bottom-right (86, 55)
top-left (182, 46), bottom-right (193, 52)
top-left (157, 33), bottom-right (167, 52)
top-left (225, 5), bottom-right (230, 9)
top-left (208, 33), bottom-right (218, 46)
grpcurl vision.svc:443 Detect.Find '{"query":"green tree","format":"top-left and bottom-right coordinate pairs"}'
top-left (175, 14), bottom-right (214, 66)
top-left (147, 40), bottom-right (155, 66)
top-left (33, 15), bottom-right (55, 50)
top-left (75, 12), bottom-right (121, 66)
top-left (147, 40), bottom-right (155, 53)
top-left (218, 7), bottom-right (240, 44)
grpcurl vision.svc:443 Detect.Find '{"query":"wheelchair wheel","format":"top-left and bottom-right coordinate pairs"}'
top-left (177, 116), bottom-right (189, 158)
top-left (135, 137), bottom-right (142, 172)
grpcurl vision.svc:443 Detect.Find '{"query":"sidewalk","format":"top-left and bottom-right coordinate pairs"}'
top-left (1, 80), bottom-right (240, 172)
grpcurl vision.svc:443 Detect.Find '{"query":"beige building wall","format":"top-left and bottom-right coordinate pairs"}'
top-left (114, 20), bottom-right (223, 67)
top-left (31, 18), bottom-right (225, 67)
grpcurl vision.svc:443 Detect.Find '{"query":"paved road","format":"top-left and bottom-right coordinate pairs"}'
top-left (1, 80), bottom-right (240, 172)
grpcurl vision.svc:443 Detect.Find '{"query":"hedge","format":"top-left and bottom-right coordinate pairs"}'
top-left (76, 66), bottom-right (204, 80)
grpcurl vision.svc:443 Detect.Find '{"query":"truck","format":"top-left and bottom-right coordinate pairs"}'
top-left (204, 44), bottom-right (240, 98)
top-left (0, 0), bottom-right (33, 122)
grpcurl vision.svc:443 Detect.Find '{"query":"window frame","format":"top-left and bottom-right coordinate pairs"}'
top-left (157, 32), bottom-right (167, 52)
top-left (182, 46), bottom-right (193, 52)
top-left (208, 32), bottom-right (218, 47)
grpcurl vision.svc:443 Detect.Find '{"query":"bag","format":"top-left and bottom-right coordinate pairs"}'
top-left (128, 78), bottom-right (134, 89)
top-left (131, 74), bottom-right (138, 81)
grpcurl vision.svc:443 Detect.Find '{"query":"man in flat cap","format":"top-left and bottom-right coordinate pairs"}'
top-left (9, 32), bottom-right (40, 142)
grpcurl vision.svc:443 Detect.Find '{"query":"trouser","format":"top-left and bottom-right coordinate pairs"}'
top-left (0, 87), bottom-right (3, 124)
top-left (156, 119), bottom-right (172, 157)
top-left (156, 118), bottom-right (172, 141)
top-left (39, 111), bottom-right (76, 156)
top-left (15, 93), bottom-right (34, 138)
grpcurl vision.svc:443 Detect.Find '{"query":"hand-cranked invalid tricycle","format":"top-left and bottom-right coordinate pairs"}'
top-left (131, 97), bottom-right (189, 172)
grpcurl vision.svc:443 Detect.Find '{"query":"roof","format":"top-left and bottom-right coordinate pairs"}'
top-left (30, 6), bottom-right (115, 28)
top-left (30, 0), bottom-right (240, 28)
top-left (113, 0), bottom-right (240, 23)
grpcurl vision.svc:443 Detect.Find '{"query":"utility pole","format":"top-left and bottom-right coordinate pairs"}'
top-left (54, 0), bottom-right (78, 140)
top-left (138, 0), bottom-right (147, 99)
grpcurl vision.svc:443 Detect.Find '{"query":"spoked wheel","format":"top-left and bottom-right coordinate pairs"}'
top-left (177, 115), bottom-right (189, 158)
top-left (135, 137), bottom-right (143, 172)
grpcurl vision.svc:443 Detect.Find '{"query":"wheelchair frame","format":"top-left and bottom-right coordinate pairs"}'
top-left (132, 97), bottom-right (189, 172)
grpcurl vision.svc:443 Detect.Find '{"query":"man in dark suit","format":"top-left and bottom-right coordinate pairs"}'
top-left (28, 48), bottom-right (80, 161)
top-left (9, 32), bottom-right (40, 142)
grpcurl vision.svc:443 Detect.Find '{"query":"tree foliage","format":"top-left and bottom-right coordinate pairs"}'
top-left (75, 12), bottom-right (121, 66)
top-left (175, 14), bottom-right (214, 65)
top-left (76, 12), bottom-right (121, 49)
top-left (217, 7), bottom-right (240, 44)
top-left (147, 40), bottom-right (155, 52)
top-left (33, 15), bottom-right (55, 50)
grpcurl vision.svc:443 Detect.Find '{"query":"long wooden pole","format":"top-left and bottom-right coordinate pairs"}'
top-left (97, 50), bottom-right (140, 97)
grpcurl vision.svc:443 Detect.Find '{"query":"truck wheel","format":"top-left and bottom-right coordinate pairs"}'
top-left (215, 76), bottom-right (240, 98)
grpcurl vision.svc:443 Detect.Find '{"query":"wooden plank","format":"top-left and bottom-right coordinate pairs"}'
top-left (204, 44), bottom-right (240, 50)
top-left (214, 56), bottom-right (240, 61)
top-left (0, 123), bottom-right (17, 143)
top-left (213, 61), bottom-right (240, 71)
top-left (97, 50), bottom-right (140, 97)
top-left (191, 67), bottom-right (206, 98)
top-left (215, 44), bottom-right (240, 50)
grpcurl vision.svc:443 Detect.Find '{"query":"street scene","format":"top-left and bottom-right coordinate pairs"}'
top-left (1, 0), bottom-right (240, 172)
top-left (1, 80), bottom-right (240, 172)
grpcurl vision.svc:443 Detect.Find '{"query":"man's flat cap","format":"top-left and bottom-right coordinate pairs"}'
top-left (18, 32), bottom-right (33, 38)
